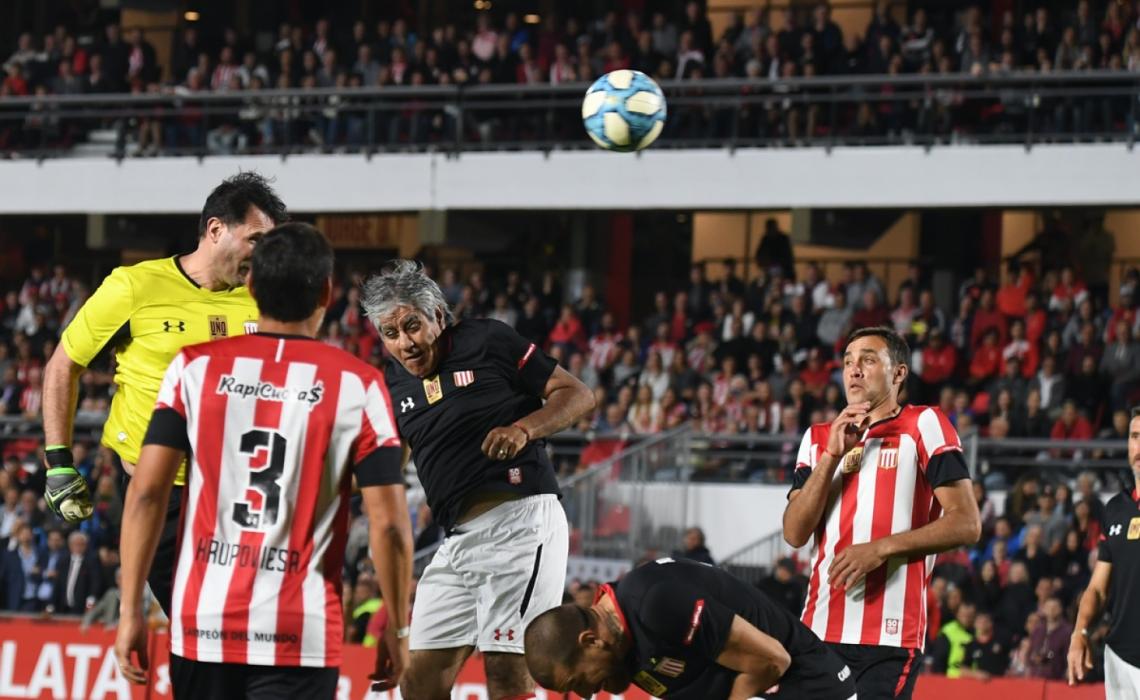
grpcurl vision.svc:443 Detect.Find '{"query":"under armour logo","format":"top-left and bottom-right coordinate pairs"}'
top-left (1110, 524), bottom-right (1123, 536)
top-left (493, 629), bottom-right (515, 642)
top-left (400, 397), bottom-right (415, 413)
top-left (163, 320), bottom-right (186, 333)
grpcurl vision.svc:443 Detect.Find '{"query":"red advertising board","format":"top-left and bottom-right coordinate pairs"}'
top-left (0, 617), bottom-right (1106, 700)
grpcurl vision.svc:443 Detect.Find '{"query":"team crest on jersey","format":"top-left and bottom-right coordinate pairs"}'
top-left (633, 671), bottom-right (667, 696)
top-left (654, 657), bottom-right (685, 677)
top-left (1129, 517), bottom-right (1140, 540)
top-left (208, 315), bottom-right (228, 339)
top-left (878, 449), bottom-right (899, 470)
top-left (453, 370), bottom-right (475, 387)
top-left (842, 447), bottom-right (864, 474)
top-left (244, 321), bottom-right (258, 335)
top-left (423, 375), bottom-right (443, 404)
top-left (885, 618), bottom-right (900, 635)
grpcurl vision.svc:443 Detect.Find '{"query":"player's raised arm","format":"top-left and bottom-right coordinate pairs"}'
top-left (42, 267), bottom-right (134, 521)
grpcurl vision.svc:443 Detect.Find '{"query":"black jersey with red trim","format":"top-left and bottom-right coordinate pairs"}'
top-left (384, 319), bottom-right (559, 530)
top-left (1097, 486), bottom-right (1140, 667)
top-left (607, 558), bottom-right (855, 700)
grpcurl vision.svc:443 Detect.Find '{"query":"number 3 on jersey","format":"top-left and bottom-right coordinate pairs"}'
top-left (232, 429), bottom-right (287, 529)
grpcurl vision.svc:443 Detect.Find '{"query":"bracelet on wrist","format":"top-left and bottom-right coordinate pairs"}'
top-left (512, 423), bottom-right (532, 442)
top-left (395, 625), bottom-right (412, 639)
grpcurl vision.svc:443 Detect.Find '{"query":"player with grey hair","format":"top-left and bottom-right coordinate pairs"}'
top-left (363, 261), bottom-right (596, 700)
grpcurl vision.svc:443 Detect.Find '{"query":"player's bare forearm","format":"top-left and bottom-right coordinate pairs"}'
top-left (516, 366), bottom-right (596, 441)
top-left (363, 484), bottom-right (414, 630)
top-left (717, 615), bottom-right (791, 698)
top-left (783, 452), bottom-right (839, 548)
top-left (876, 480), bottom-right (981, 559)
top-left (42, 345), bottom-right (85, 448)
top-left (729, 671), bottom-right (780, 700)
top-left (1074, 562), bottom-right (1111, 633)
top-left (118, 445), bottom-right (182, 616)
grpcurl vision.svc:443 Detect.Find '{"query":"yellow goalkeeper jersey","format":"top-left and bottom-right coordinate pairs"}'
top-left (61, 256), bottom-right (258, 485)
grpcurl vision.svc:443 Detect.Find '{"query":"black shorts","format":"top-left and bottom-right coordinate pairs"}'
top-left (827, 643), bottom-right (921, 700)
top-left (113, 453), bottom-right (181, 617)
top-left (769, 644), bottom-right (857, 700)
top-left (169, 655), bottom-right (338, 700)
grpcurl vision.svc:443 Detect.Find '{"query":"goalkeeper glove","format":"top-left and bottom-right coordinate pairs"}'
top-left (44, 445), bottom-right (94, 522)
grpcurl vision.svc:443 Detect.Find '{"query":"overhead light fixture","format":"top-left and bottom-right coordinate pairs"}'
top-left (184, 10), bottom-right (200, 21)
top-left (524, 13), bottom-right (540, 24)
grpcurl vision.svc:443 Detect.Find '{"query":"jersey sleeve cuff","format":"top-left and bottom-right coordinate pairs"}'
top-left (353, 446), bottom-right (405, 487)
top-left (143, 406), bottom-right (191, 452)
top-left (926, 450), bottom-right (970, 489)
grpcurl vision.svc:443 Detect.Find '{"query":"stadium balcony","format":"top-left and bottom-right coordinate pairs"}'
top-left (0, 72), bottom-right (1137, 213)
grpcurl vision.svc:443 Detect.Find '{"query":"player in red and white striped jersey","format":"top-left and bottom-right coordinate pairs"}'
top-left (115, 224), bottom-right (414, 699)
top-left (783, 326), bottom-right (981, 700)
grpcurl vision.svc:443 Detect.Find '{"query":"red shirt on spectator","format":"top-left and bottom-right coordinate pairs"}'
top-left (3, 73), bottom-right (28, 96)
top-left (548, 315), bottom-right (587, 352)
top-left (669, 311), bottom-right (691, 344)
top-left (969, 343), bottom-right (1002, 381)
top-left (799, 361), bottom-right (831, 396)
top-left (1025, 308), bottom-right (1047, 346)
top-left (996, 270), bottom-right (1033, 318)
top-left (970, 307), bottom-right (1007, 349)
top-left (1051, 414), bottom-right (1093, 441)
top-left (1002, 339), bottom-right (1038, 377)
top-left (852, 303), bottom-right (890, 330)
top-left (1105, 307), bottom-right (1137, 344)
top-left (921, 343), bottom-right (957, 384)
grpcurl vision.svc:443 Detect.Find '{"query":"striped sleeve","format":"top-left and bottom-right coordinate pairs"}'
top-left (916, 407), bottom-right (962, 462)
top-left (788, 426), bottom-right (818, 496)
top-left (352, 372), bottom-right (403, 487)
top-left (917, 407), bottom-right (969, 488)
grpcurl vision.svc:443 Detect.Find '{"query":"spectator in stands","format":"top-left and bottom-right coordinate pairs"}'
top-left (969, 328), bottom-right (1003, 387)
top-left (755, 218), bottom-right (794, 280)
top-left (3, 522), bottom-right (42, 611)
top-left (853, 288), bottom-right (891, 329)
top-left (52, 530), bottom-right (101, 615)
top-left (933, 599), bottom-right (977, 677)
top-left (1051, 400), bottom-right (1094, 458)
top-left (971, 289), bottom-right (1008, 349)
top-left (1100, 321), bottom-right (1140, 410)
top-left (1029, 354), bottom-right (1065, 418)
top-left (962, 611), bottom-right (1012, 678)
top-left (674, 526), bottom-right (714, 565)
top-left (1028, 597), bottom-right (1072, 679)
top-left (758, 557), bottom-right (807, 615)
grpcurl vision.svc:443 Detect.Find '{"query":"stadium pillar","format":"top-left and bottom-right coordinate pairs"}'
top-left (607, 213), bottom-right (634, 331)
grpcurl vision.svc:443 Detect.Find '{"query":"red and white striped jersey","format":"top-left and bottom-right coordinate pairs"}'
top-left (792, 405), bottom-right (969, 651)
top-left (147, 333), bottom-right (402, 668)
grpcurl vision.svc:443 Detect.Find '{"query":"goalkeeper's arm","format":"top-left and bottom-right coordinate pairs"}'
top-left (42, 344), bottom-right (93, 521)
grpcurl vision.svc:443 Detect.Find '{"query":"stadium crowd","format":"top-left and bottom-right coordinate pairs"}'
top-left (1, 0), bottom-right (1139, 152)
top-left (0, 220), bottom-right (1132, 679)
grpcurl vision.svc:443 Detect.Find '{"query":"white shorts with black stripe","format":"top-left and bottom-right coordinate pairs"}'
top-left (409, 494), bottom-right (569, 654)
top-left (1106, 644), bottom-right (1140, 700)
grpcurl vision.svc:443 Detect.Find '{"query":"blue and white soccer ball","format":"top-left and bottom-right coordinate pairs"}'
top-left (581, 69), bottom-right (667, 152)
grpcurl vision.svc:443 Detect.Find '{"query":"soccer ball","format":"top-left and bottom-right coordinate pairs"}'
top-left (581, 69), bottom-right (667, 152)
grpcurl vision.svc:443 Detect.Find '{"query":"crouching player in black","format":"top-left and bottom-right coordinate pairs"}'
top-left (525, 557), bottom-right (856, 700)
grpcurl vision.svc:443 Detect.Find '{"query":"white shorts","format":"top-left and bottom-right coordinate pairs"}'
top-left (1106, 644), bottom-right (1140, 700)
top-left (410, 494), bottom-right (569, 654)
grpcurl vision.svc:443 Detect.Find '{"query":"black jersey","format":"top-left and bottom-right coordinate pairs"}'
top-left (1097, 487), bottom-right (1140, 667)
top-left (608, 558), bottom-right (855, 700)
top-left (385, 319), bottom-right (560, 530)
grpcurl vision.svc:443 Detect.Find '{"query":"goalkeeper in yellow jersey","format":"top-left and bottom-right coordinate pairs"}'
top-left (41, 172), bottom-right (288, 614)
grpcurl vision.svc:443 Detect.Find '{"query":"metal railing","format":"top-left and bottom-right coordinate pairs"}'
top-left (720, 528), bottom-right (808, 586)
top-left (560, 426), bottom-right (695, 562)
top-left (0, 71), bottom-right (1136, 159)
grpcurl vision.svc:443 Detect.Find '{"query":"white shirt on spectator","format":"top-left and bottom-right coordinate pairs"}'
top-left (638, 369), bottom-right (671, 402)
